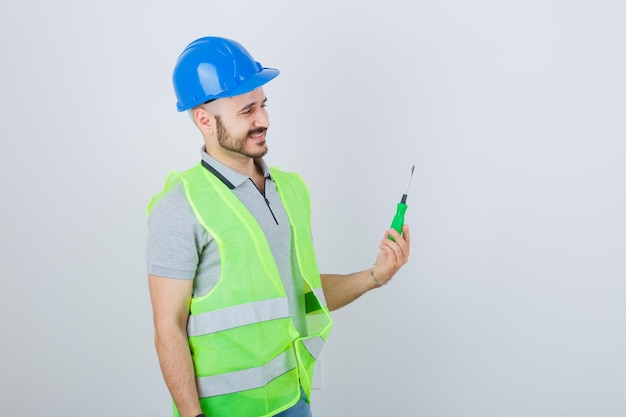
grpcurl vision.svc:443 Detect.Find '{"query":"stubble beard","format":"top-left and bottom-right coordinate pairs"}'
top-left (215, 115), bottom-right (268, 159)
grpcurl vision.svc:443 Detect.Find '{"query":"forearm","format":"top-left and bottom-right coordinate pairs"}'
top-left (320, 226), bottom-right (411, 311)
top-left (155, 325), bottom-right (202, 417)
top-left (321, 269), bottom-right (379, 311)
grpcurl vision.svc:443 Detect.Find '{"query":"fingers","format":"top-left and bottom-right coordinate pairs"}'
top-left (385, 227), bottom-right (401, 242)
top-left (381, 225), bottom-right (410, 265)
top-left (402, 224), bottom-right (411, 247)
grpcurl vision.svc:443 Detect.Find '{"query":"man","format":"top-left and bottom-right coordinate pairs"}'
top-left (147, 37), bottom-right (410, 417)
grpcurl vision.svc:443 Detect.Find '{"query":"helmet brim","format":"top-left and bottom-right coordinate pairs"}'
top-left (213, 67), bottom-right (280, 101)
top-left (177, 67), bottom-right (279, 112)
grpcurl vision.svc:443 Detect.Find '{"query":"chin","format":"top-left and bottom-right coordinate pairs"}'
top-left (250, 144), bottom-right (268, 158)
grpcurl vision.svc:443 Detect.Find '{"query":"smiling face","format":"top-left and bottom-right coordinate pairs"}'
top-left (214, 111), bottom-right (267, 159)
top-left (198, 87), bottom-right (270, 165)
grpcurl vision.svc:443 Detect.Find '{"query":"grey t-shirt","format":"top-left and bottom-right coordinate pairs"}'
top-left (147, 151), bottom-right (307, 335)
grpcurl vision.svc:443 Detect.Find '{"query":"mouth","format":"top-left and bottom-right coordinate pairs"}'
top-left (248, 128), bottom-right (267, 142)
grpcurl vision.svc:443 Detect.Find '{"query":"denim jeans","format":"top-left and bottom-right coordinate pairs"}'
top-left (273, 388), bottom-right (313, 417)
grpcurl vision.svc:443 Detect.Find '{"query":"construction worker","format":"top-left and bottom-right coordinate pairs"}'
top-left (147, 36), bottom-right (411, 417)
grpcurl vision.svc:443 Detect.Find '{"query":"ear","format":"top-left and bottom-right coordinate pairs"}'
top-left (193, 106), bottom-right (216, 135)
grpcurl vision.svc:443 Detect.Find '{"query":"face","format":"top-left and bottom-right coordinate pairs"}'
top-left (209, 88), bottom-right (270, 160)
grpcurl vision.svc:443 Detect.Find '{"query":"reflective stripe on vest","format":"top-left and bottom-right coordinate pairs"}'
top-left (302, 336), bottom-right (325, 360)
top-left (196, 350), bottom-right (296, 398)
top-left (188, 297), bottom-right (325, 361)
top-left (187, 297), bottom-right (290, 337)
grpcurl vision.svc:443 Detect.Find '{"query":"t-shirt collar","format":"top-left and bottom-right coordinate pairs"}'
top-left (200, 147), bottom-right (271, 189)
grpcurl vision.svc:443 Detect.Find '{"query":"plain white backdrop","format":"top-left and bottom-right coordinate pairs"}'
top-left (1, 1), bottom-right (625, 416)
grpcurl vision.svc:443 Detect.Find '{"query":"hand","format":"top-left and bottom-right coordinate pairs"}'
top-left (372, 224), bottom-right (411, 285)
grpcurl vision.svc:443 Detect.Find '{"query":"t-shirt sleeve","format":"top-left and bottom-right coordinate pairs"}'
top-left (146, 182), bottom-right (207, 279)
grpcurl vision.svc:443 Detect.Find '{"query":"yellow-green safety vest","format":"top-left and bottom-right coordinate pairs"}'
top-left (148, 163), bottom-right (333, 417)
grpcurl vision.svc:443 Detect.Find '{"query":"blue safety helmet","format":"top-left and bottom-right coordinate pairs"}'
top-left (172, 37), bottom-right (279, 112)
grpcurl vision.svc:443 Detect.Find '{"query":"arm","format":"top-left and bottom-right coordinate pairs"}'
top-left (148, 274), bottom-right (203, 417)
top-left (321, 225), bottom-right (411, 311)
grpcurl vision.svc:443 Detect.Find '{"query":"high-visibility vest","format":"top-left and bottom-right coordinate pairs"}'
top-left (148, 163), bottom-right (333, 417)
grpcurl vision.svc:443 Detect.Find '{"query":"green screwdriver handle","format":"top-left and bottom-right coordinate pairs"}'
top-left (389, 201), bottom-right (408, 241)
top-left (388, 165), bottom-right (414, 241)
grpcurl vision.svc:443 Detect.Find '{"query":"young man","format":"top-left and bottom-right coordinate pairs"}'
top-left (147, 37), bottom-right (410, 417)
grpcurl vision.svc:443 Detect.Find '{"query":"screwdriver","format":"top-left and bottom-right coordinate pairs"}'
top-left (389, 165), bottom-right (415, 241)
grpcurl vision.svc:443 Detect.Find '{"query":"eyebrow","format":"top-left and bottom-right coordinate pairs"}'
top-left (238, 97), bottom-right (268, 114)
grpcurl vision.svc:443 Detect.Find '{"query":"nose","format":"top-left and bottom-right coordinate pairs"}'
top-left (253, 107), bottom-right (269, 128)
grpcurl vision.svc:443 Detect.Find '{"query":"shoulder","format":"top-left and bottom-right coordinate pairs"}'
top-left (147, 180), bottom-right (211, 279)
top-left (148, 181), bottom-right (206, 239)
top-left (149, 181), bottom-right (191, 221)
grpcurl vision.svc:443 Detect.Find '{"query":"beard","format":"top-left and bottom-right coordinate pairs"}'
top-left (215, 115), bottom-right (268, 159)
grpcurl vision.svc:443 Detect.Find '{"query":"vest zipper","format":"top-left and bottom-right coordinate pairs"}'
top-left (250, 178), bottom-right (279, 225)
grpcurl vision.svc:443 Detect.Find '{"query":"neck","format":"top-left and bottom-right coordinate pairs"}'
top-left (229, 157), bottom-right (264, 194)
top-left (204, 146), bottom-right (265, 183)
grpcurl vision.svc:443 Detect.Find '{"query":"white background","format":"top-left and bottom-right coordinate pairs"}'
top-left (1, 1), bottom-right (625, 416)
